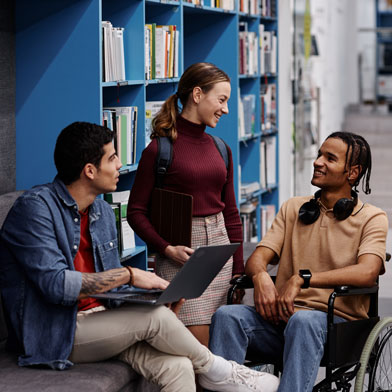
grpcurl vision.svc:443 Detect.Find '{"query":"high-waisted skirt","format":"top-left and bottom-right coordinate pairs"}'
top-left (155, 211), bottom-right (233, 326)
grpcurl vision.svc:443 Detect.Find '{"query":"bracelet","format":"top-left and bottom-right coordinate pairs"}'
top-left (125, 266), bottom-right (134, 286)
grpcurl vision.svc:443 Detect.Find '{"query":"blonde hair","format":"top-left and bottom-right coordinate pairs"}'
top-left (151, 62), bottom-right (230, 142)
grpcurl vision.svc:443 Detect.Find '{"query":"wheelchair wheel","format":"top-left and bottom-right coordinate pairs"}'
top-left (354, 317), bottom-right (392, 392)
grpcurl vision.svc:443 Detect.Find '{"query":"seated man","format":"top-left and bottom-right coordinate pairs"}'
top-left (0, 122), bottom-right (279, 392)
top-left (209, 131), bottom-right (388, 392)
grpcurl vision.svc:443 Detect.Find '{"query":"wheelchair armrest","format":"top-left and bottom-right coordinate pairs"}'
top-left (327, 285), bottom-right (379, 325)
top-left (227, 274), bottom-right (277, 304)
top-left (229, 275), bottom-right (254, 288)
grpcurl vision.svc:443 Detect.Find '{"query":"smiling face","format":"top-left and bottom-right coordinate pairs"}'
top-left (311, 137), bottom-right (355, 193)
top-left (193, 81), bottom-right (231, 128)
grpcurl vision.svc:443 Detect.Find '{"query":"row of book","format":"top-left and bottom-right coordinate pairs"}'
top-left (182, 0), bottom-right (274, 14)
top-left (238, 24), bottom-right (276, 76)
top-left (239, 23), bottom-right (258, 76)
top-left (239, 0), bottom-right (258, 14)
top-left (260, 136), bottom-right (276, 188)
top-left (145, 101), bottom-right (165, 147)
top-left (238, 93), bottom-right (256, 138)
top-left (260, 0), bottom-right (277, 17)
top-left (238, 83), bottom-right (276, 138)
top-left (240, 198), bottom-right (276, 242)
top-left (145, 24), bottom-right (179, 80)
top-left (261, 83), bottom-right (276, 131)
top-left (184, 0), bottom-right (234, 9)
top-left (105, 191), bottom-right (136, 254)
top-left (102, 106), bottom-right (138, 166)
top-left (260, 26), bottom-right (277, 75)
top-left (102, 21), bottom-right (125, 82)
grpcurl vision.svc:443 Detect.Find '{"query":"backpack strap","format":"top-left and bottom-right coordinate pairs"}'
top-left (155, 137), bottom-right (172, 189)
top-left (210, 134), bottom-right (229, 171)
top-left (155, 135), bottom-right (229, 189)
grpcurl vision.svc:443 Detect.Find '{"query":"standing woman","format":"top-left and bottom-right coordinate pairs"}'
top-left (127, 62), bottom-right (244, 346)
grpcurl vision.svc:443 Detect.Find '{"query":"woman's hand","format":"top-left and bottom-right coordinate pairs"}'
top-left (164, 245), bottom-right (194, 265)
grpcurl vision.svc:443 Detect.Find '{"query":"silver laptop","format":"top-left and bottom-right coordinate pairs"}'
top-left (90, 243), bottom-right (240, 305)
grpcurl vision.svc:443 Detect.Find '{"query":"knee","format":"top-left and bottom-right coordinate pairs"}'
top-left (285, 311), bottom-right (326, 341)
top-left (212, 305), bottom-right (248, 326)
top-left (160, 357), bottom-right (195, 390)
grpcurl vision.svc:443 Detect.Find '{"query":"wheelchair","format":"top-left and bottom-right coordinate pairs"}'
top-left (227, 255), bottom-right (392, 392)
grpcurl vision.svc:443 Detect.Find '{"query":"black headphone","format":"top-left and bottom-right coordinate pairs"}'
top-left (298, 190), bottom-right (358, 225)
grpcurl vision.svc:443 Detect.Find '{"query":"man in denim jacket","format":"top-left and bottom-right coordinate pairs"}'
top-left (0, 121), bottom-right (279, 392)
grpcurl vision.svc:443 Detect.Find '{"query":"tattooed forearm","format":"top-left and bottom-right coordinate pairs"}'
top-left (79, 268), bottom-right (129, 298)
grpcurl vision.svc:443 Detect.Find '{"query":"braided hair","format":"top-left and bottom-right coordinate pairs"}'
top-left (327, 131), bottom-right (372, 194)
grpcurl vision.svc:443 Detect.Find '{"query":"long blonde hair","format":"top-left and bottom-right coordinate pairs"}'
top-left (151, 62), bottom-right (230, 142)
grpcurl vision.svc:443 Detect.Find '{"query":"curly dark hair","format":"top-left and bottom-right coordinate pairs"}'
top-left (54, 121), bottom-right (113, 185)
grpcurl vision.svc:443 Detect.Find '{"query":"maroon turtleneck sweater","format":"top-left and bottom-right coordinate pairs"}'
top-left (127, 115), bottom-right (244, 274)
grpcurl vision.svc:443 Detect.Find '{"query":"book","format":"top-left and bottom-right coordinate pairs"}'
top-left (104, 106), bottom-right (138, 165)
top-left (105, 191), bottom-right (136, 253)
top-left (240, 199), bottom-right (258, 243)
top-left (150, 188), bottom-right (193, 247)
top-left (145, 101), bottom-right (164, 146)
top-left (265, 136), bottom-right (276, 186)
top-left (102, 21), bottom-right (126, 82)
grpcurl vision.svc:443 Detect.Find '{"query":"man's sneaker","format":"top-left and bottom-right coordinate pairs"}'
top-left (198, 360), bottom-right (279, 392)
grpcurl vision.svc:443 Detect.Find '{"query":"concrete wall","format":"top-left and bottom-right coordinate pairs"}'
top-left (0, 2), bottom-right (15, 195)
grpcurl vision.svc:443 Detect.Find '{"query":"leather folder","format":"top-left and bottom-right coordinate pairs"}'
top-left (150, 188), bottom-right (193, 247)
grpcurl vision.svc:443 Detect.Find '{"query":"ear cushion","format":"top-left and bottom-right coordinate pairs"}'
top-left (333, 190), bottom-right (358, 220)
top-left (299, 199), bottom-right (321, 225)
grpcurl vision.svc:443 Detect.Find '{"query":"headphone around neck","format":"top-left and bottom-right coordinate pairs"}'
top-left (298, 190), bottom-right (358, 225)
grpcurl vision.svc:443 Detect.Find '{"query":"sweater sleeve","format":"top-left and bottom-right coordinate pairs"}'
top-left (221, 146), bottom-right (244, 275)
top-left (127, 140), bottom-right (171, 254)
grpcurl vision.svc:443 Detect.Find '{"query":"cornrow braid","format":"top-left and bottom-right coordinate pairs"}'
top-left (327, 131), bottom-right (372, 194)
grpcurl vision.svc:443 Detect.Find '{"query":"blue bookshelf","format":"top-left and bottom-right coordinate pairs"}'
top-left (15, 0), bottom-right (280, 267)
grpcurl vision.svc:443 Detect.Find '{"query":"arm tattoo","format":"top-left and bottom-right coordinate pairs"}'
top-left (80, 268), bottom-right (126, 296)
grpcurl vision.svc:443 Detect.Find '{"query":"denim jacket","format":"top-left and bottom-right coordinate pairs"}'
top-left (0, 177), bottom-right (121, 369)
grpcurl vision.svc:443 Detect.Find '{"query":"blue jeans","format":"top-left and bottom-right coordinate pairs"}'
top-left (209, 305), bottom-right (345, 392)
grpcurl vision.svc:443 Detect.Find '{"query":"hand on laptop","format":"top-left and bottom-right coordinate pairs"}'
top-left (132, 268), bottom-right (169, 290)
top-left (164, 245), bottom-right (194, 265)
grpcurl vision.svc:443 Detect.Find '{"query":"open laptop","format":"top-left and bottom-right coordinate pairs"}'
top-left (90, 243), bottom-right (240, 305)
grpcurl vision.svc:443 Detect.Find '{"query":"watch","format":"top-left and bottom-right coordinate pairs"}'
top-left (299, 269), bottom-right (312, 289)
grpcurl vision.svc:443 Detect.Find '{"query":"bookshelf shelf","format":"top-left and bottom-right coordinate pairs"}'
top-left (15, 0), bottom-right (279, 267)
top-left (102, 80), bottom-right (145, 87)
top-left (119, 164), bottom-right (139, 175)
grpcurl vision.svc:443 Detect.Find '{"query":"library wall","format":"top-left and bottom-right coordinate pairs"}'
top-left (311, 0), bottom-right (358, 142)
top-left (0, 2), bottom-right (15, 194)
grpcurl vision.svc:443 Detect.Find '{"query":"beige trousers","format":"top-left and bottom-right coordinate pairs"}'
top-left (69, 304), bottom-right (213, 392)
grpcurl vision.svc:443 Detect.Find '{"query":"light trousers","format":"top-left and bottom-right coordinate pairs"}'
top-left (69, 304), bottom-right (213, 392)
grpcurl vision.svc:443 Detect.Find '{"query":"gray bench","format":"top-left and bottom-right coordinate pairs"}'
top-left (0, 191), bottom-right (159, 392)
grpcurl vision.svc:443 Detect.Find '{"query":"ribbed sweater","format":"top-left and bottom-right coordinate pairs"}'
top-left (127, 115), bottom-right (244, 274)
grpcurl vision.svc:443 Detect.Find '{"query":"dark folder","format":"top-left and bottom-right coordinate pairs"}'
top-left (150, 188), bottom-right (193, 247)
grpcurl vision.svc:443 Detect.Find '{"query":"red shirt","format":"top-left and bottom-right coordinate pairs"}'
top-left (74, 210), bottom-right (103, 311)
top-left (127, 115), bottom-right (244, 274)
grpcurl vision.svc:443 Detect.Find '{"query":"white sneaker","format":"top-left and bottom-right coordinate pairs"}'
top-left (198, 360), bottom-right (279, 392)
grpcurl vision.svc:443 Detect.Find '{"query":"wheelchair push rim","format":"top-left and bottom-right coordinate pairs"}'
top-left (354, 317), bottom-right (392, 392)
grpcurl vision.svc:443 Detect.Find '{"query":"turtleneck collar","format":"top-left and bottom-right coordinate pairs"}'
top-left (176, 115), bottom-right (206, 139)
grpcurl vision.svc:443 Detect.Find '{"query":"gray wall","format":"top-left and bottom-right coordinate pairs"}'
top-left (0, 1), bottom-right (15, 195)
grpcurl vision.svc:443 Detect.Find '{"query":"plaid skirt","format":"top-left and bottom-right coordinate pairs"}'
top-left (155, 211), bottom-right (233, 326)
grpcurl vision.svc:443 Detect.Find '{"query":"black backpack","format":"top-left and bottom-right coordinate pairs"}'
top-left (155, 135), bottom-right (229, 188)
